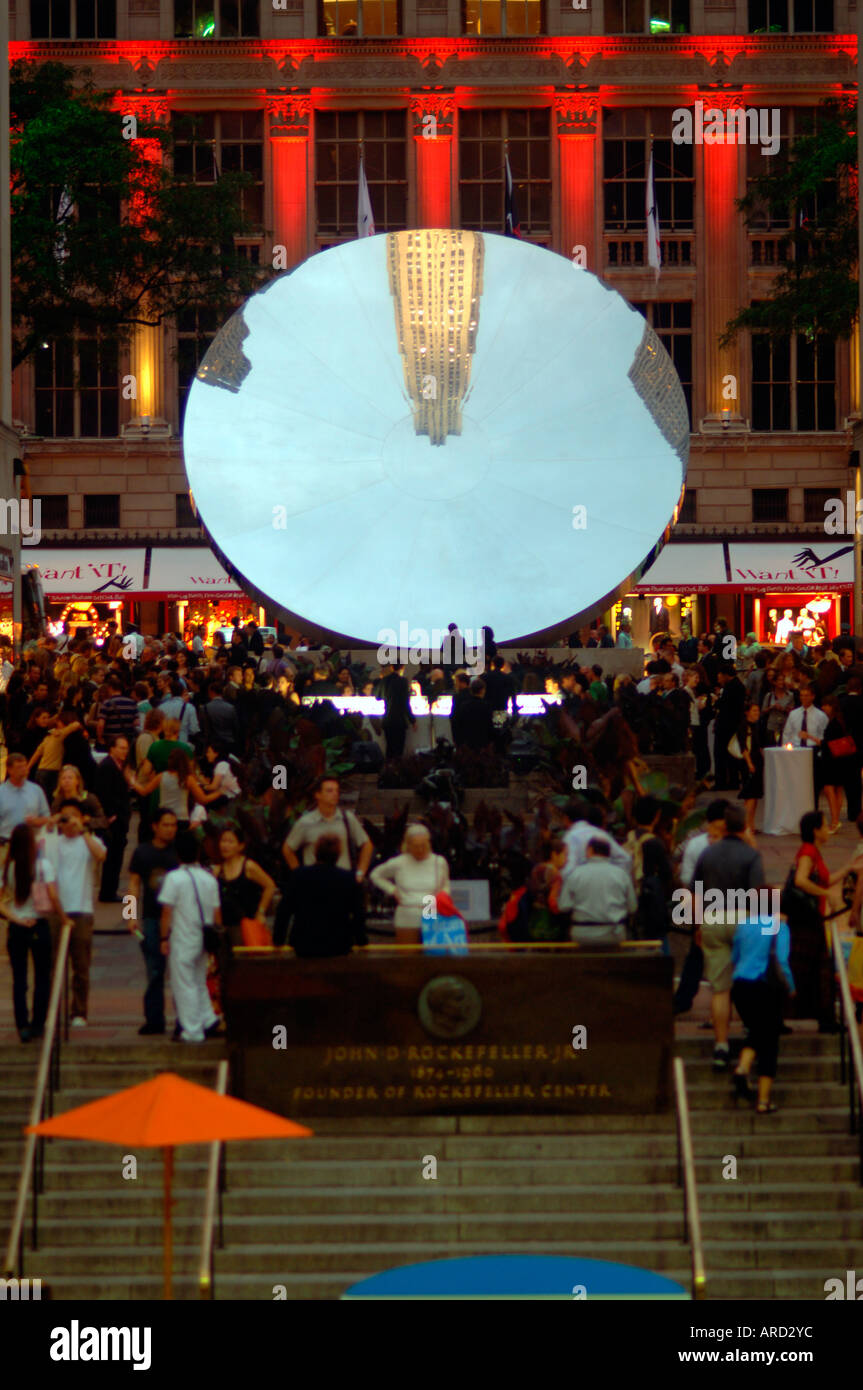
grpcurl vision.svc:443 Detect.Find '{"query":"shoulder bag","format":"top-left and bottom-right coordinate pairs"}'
top-left (186, 867), bottom-right (222, 955)
top-left (828, 734), bottom-right (856, 758)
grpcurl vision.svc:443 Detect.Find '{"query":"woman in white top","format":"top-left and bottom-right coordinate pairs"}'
top-left (202, 741), bottom-right (241, 805)
top-left (370, 824), bottom-right (450, 945)
top-left (133, 749), bottom-right (217, 831)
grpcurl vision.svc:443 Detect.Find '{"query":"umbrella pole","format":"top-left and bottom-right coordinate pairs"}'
top-left (163, 1146), bottom-right (174, 1300)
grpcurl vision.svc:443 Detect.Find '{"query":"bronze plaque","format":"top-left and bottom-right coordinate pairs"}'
top-left (223, 950), bottom-right (673, 1117)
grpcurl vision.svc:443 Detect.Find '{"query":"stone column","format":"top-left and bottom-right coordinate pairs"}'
top-left (555, 96), bottom-right (598, 272)
top-left (268, 97), bottom-right (311, 271)
top-left (125, 96), bottom-right (170, 435)
top-left (700, 96), bottom-right (744, 428)
top-left (410, 96), bottom-right (454, 229)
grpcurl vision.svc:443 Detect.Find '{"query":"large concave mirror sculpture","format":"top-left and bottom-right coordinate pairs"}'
top-left (183, 231), bottom-right (689, 644)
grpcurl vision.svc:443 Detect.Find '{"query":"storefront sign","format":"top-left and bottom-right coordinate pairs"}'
top-left (146, 546), bottom-right (244, 599)
top-left (728, 542), bottom-right (853, 592)
top-left (31, 549), bottom-right (148, 600)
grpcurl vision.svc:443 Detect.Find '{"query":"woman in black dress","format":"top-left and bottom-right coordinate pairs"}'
top-left (738, 700), bottom-right (765, 836)
top-left (212, 824), bottom-right (276, 947)
top-left (819, 695), bottom-right (851, 833)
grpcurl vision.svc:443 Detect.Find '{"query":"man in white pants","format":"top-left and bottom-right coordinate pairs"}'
top-left (157, 831), bottom-right (221, 1043)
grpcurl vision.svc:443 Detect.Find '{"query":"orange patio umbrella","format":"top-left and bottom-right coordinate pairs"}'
top-left (28, 1072), bottom-right (311, 1299)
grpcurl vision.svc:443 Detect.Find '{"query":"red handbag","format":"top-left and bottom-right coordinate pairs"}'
top-left (828, 735), bottom-right (857, 758)
top-left (240, 916), bottom-right (271, 946)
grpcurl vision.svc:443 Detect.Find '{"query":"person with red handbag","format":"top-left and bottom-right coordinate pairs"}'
top-left (820, 695), bottom-right (856, 833)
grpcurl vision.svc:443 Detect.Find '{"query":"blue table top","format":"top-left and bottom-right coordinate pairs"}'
top-left (343, 1255), bottom-right (690, 1300)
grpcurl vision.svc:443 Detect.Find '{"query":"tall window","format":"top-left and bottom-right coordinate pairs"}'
top-left (463, 0), bottom-right (543, 35)
top-left (748, 0), bottom-right (833, 30)
top-left (631, 301), bottom-right (693, 426)
top-left (176, 494), bottom-right (201, 528)
top-left (177, 307), bottom-right (220, 427)
top-left (803, 487), bottom-right (834, 522)
top-left (34, 334), bottom-right (118, 438)
top-left (751, 332), bottom-right (836, 431)
top-left (605, 0), bottom-right (689, 32)
top-left (30, 0), bottom-right (115, 36)
top-left (604, 109), bottom-right (694, 232)
top-left (174, 0), bottom-right (259, 36)
top-left (39, 495), bottom-right (70, 529)
top-left (678, 489), bottom-right (697, 522)
top-left (172, 112), bottom-right (264, 230)
top-left (459, 109), bottom-right (551, 241)
top-left (752, 488), bottom-right (789, 522)
top-left (320, 0), bottom-right (400, 34)
top-left (315, 111), bottom-right (407, 242)
top-left (84, 495), bottom-right (120, 529)
top-left (746, 110), bottom-right (833, 234)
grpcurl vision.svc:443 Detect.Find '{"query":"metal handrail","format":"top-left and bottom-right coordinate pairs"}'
top-left (832, 932), bottom-right (863, 1184)
top-left (673, 1056), bottom-right (707, 1301)
top-left (3, 921), bottom-right (72, 1278)
top-left (233, 940), bottom-right (666, 953)
top-left (198, 1059), bottom-right (229, 1299)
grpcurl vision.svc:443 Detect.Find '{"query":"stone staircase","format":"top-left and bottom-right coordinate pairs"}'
top-left (2, 1033), bottom-right (861, 1300)
top-left (0, 1043), bottom-right (223, 1300)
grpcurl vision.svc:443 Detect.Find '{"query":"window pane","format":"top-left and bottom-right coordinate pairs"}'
top-left (76, 0), bottom-right (96, 35)
top-left (30, 0), bottom-right (51, 36)
top-left (40, 495), bottom-right (70, 528)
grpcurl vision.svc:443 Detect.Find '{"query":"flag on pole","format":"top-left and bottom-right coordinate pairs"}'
top-left (54, 187), bottom-right (74, 266)
top-left (357, 158), bottom-right (375, 238)
top-left (504, 155), bottom-right (521, 238)
top-left (646, 145), bottom-right (661, 280)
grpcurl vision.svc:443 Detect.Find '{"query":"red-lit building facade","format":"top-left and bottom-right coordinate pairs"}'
top-left (6, 1), bottom-right (860, 643)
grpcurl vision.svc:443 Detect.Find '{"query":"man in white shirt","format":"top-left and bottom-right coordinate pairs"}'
top-left (781, 684), bottom-right (828, 749)
top-left (0, 755), bottom-right (51, 847)
top-left (283, 775), bottom-right (372, 880)
top-left (673, 799), bottom-right (728, 1016)
top-left (557, 839), bottom-right (636, 945)
top-left (562, 803), bottom-right (632, 875)
top-left (45, 799), bottom-right (107, 1026)
top-left (158, 833), bottom-right (222, 1043)
top-left (678, 799), bottom-right (729, 889)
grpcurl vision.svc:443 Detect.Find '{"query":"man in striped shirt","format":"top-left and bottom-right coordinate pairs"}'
top-left (97, 676), bottom-right (139, 750)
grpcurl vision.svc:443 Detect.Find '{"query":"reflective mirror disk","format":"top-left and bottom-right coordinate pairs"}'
top-left (183, 231), bottom-right (689, 643)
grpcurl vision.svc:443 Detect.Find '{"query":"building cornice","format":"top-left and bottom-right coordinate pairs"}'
top-left (689, 430), bottom-right (852, 453)
top-left (9, 36), bottom-right (857, 92)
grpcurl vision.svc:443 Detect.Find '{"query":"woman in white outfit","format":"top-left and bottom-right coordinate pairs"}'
top-left (370, 824), bottom-right (450, 945)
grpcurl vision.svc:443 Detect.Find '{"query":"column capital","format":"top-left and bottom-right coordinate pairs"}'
top-left (267, 95), bottom-right (311, 141)
top-left (410, 94), bottom-right (455, 140)
top-left (123, 94), bottom-right (171, 126)
top-left (696, 91), bottom-right (748, 114)
top-left (554, 94), bottom-right (598, 138)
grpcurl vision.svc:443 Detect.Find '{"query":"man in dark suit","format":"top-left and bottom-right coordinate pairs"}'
top-left (454, 677), bottom-right (495, 751)
top-left (379, 664), bottom-right (415, 759)
top-left (712, 663), bottom-right (746, 790)
top-left (202, 682), bottom-right (240, 753)
top-left (279, 834), bottom-right (366, 956)
top-left (483, 656), bottom-right (516, 713)
top-left (95, 735), bottom-right (132, 902)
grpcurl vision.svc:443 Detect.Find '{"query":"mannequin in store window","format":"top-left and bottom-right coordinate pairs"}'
top-left (649, 597), bottom-right (671, 635)
top-left (774, 608), bottom-right (796, 646)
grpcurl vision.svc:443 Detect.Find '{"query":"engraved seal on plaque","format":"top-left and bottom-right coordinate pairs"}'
top-left (417, 975), bottom-right (482, 1039)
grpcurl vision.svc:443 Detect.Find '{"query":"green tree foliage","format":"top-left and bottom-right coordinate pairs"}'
top-left (10, 60), bottom-right (270, 368)
top-left (720, 100), bottom-right (858, 347)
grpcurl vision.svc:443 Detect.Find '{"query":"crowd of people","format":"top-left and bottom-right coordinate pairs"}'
top-left (0, 616), bottom-right (861, 1101)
